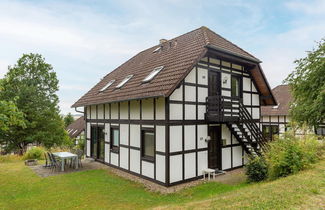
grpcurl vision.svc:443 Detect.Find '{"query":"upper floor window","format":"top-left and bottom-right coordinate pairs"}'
top-left (231, 76), bottom-right (241, 98)
top-left (99, 80), bottom-right (115, 92)
top-left (142, 66), bottom-right (164, 83)
top-left (116, 75), bottom-right (133, 88)
top-left (141, 128), bottom-right (155, 162)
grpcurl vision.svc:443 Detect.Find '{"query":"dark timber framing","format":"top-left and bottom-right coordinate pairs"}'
top-left (84, 52), bottom-right (264, 187)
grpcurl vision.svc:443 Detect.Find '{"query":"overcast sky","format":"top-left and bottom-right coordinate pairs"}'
top-left (0, 0), bottom-right (324, 114)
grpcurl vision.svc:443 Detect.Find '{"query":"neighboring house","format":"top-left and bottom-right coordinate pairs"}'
top-left (66, 116), bottom-right (85, 145)
top-left (72, 26), bottom-right (276, 186)
top-left (261, 85), bottom-right (325, 139)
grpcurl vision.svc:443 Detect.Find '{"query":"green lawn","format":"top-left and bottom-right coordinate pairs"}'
top-left (0, 159), bottom-right (324, 209)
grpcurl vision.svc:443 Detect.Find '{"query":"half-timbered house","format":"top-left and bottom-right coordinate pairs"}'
top-left (261, 85), bottom-right (325, 139)
top-left (72, 26), bottom-right (276, 186)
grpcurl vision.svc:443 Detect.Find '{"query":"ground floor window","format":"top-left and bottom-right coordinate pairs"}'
top-left (262, 125), bottom-right (279, 140)
top-left (315, 126), bottom-right (325, 136)
top-left (141, 128), bottom-right (155, 162)
top-left (110, 126), bottom-right (119, 153)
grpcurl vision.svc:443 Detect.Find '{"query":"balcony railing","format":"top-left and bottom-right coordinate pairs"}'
top-left (205, 95), bottom-right (241, 122)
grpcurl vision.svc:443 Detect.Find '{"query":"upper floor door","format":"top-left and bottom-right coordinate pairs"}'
top-left (208, 70), bottom-right (221, 96)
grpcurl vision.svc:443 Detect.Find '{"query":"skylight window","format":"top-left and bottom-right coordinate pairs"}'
top-left (142, 66), bottom-right (164, 83)
top-left (116, 75), bottom-right (133, 88)
top-left (99, 80), bottom-right (115, 92)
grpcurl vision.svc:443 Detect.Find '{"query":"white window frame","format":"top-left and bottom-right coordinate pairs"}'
top-left (142, 66), bottom-right (164, 83)
top-left (116, 75), bottom-right (133, 88)
top-left (99, 80), bottom-right (115, 92)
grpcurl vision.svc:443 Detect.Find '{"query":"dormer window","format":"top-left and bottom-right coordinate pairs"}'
top-left (116, 75), bottom-right (133, 88)
top-left (99, 80), bottom-right (115, 92)
top-left (272, 103), bottom-right (280, 109)
top-left (142, 66), bottom-right (164, 83)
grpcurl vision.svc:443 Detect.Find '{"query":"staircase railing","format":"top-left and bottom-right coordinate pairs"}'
top-left (238, 102), bottom-right (268, 151)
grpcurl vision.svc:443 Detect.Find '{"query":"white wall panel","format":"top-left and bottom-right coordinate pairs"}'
top-left (120, 102), bottom-right (128, 119)
top-left (252, 108), bottom-right (260, 119)
top-left (130, 100), bottom-right (140, 120)
top-left (120, 124), bottom-right (129, 145)
top-left (197, 125), bottom-right (208, 149)
top-left (111, 152), bottom-right (119, 166)
top-left (252, 94), bottom-right (260, 106)
top-left (243, 77), bottom-right (251, 91)
top-left (197, 151), bottom-right (208, 175)
top-left (198, 105), bottom-right (206, 120)
top-left (170, 126), bottom-right (182, 152)
top-left (185, 104), bottom-right (196, 120)
top-left (91, 105), bottom-right (96, 119)
top-left (87, 123), bottom-right (91, 138)
top-left (252, 82), bottom-right (257, 92)
top-left (111, 103), bottom-right (118, 119)
top-left (156, 126), bottom-right (165, 152)
top-left (155, 155), bottom-right (165, 183)
top-left (184, 125), bottom-right (195, 150)
top-left (105, 123), bottom-right (110, 142)
top-left (243, 93), bottom-right (251, 106)
top-left (221, 73), bottom-right (231, 89)
top-left (142, 99), bottom-right (154, 120)
top-left (97, 104), bottom-right (104, 119)
top-left (155, 98), bottom-right (165, 120)
top-left (169, 85), bottom-right (183, 101)
top-left (86, 106), bottom-right (90, 119)
top-left (232, 146), bottom-right (243, 167)
top-left (105, 144), bottom-right (110, 163)
top-left (86, 140), bottom-right (90, 156)
top-left (197, 68), bottom-right (208, 85)
top-left (142, 161), bottom-right (154, 179)
top-left (130, 149), bottom-right (140, 173)
top-left (221, 125), bottom-right (231, 145)
top-left (130, 124), bottom-right (140, 147)
top-left (105, 104), bottom-right (110, 119)
top-left (170, 155), bottom-right (182, 183)
top-left (184, 153), bottom-right (196, 179)
top-left (222, 90), bottom-right (231, 97)
top-left (120, 147), bottom-right (129, 169)
top-left (185, 67), bottom-right (196, 83)
top-left (222, 148), bottom-right (231, 170)
top-left (170, 104), bottom-right (183, 120)
top-left (185, 86), bottom-right (196, 102)
top-left (198, 87), bottom-right (208, 102)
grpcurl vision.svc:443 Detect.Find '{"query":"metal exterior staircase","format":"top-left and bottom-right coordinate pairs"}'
top-left (206, 95), bottom-right (268, 156)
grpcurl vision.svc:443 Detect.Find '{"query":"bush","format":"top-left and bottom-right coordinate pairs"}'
top-left (265, 134), bottom-right (322, 180)
top-left (23, 147), bottom-right (46, 160)
top-left (245, 156), bottom-right (268, 182)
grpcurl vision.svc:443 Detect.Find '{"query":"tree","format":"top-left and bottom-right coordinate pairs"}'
top-left (0, 100), bottom-right (25, 132)
top-left (0, 53), bottom-right (70, 154)
top-left (64, 113), bottom-right (74, 128)
top-left (285, 39), bottom-right (325, 128)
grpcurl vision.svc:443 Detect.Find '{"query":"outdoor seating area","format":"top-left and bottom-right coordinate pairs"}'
top-left (43, 149), bottom-right (84, 172)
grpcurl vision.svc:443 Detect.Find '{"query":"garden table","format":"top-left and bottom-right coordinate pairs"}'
top-left (53, 152), bottom-right (78, 172)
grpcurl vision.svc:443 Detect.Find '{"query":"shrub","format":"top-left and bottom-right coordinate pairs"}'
top-left (23, 147), bottom-right (46, 160)
top-left (245, 156), bottom-right (268, 182)
top-left (265, 134), bottom-right (321, 179)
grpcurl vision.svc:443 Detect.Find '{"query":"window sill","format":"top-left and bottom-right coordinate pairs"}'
top-left (110, 148), bottom-right (119, 154)
top-left (141, 156), bottom-right (154, 163)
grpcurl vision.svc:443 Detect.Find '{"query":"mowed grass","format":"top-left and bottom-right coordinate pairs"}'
top-left (0, 161), bottom-right (244, 209)
top-left (0, 159), bottom-right (324, 209)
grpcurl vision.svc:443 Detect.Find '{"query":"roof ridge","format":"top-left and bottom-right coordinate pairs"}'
top-left (200, 26), bottom-right (210, 45)
top-left (203, 26), bottom-right (259, 60)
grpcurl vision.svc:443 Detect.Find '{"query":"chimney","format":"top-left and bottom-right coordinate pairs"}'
top-left (159, 39), bottom-right (168, 44)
